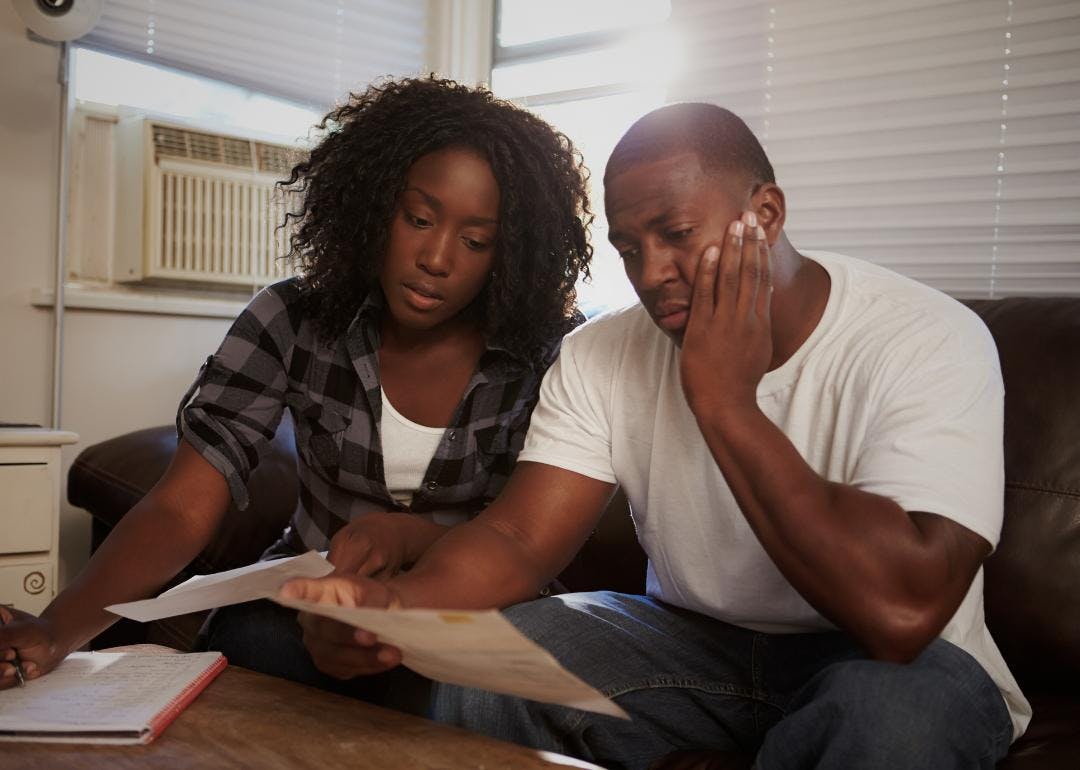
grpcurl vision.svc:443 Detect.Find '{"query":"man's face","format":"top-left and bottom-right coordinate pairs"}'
top-left (605, 152), bottom-right (749, 343)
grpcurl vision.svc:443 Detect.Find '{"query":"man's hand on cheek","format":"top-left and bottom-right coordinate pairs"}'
top-left (679, 210), bottom-right (773, 419)
top-left (279, 575), bottom-right (403, 679)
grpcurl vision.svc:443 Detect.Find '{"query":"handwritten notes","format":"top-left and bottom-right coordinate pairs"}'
top-left (0, 651), bottom-right (225, 744)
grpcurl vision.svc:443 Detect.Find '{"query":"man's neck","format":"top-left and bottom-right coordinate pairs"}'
top-left (767, 234), bottom-right (831, 371)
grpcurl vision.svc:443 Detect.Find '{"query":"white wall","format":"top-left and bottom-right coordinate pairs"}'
top-left (0, 2), bottom-right (59, 428)
top-left (0, 3), bottom-right (234, 587)
top-left (57, 308), bottom-right (232, 586)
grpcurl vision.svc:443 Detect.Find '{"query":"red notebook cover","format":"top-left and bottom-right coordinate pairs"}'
top-left (142, 653), bottom-right (228, 744)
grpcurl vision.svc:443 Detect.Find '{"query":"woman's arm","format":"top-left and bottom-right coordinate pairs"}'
top-left (0, 441), bottom-right (231, 687)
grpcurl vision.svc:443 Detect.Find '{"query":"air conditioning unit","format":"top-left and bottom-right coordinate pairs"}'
top-left (114, 114), bottom-right (303, 287)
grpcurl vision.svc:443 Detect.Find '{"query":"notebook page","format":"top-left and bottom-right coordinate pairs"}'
top-left (0, 651), bottom-right (222, 735)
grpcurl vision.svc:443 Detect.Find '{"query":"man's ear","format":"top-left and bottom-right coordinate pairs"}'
top-left (751, 183), bottom-right (786, 246)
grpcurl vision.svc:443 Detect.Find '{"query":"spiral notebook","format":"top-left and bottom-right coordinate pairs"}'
top-left (0, 647), bottom-right (226, 745)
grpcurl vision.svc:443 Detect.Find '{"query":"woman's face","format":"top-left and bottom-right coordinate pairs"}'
top-left (379, 146), bottom-right (500, 333)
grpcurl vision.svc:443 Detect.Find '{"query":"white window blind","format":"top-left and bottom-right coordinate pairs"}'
top-left (666, 0), bottom-right (1080, 297)
top-left (80, 0), bottom-right (428, 110)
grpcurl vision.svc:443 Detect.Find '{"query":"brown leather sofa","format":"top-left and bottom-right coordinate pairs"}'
top-left (68, 297), bottom-right (1080, 768)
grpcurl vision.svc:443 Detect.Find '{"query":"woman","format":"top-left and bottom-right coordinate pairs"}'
top-left (0, 77), bottom-right (592, 708)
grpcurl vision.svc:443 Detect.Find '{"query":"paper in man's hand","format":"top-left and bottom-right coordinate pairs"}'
top-left (107, 552), bottom-right (628, 719)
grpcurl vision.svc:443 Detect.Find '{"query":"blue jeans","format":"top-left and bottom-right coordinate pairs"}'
top-left (430, 592), bottom-right (1013, 770)
top-left (198, 599), bottom-right (430, 715)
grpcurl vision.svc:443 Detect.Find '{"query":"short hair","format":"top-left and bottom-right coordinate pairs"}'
top-left (280, 76), bottom-right (593, 365)
top-left (604, 102), bottom-right (775, 191)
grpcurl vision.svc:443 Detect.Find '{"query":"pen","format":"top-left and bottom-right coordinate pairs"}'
top-left (0, 610), bottom-right (28, 687)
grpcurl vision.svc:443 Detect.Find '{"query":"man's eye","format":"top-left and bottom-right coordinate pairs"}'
top-left (667, 228), bottom-right (693, 241)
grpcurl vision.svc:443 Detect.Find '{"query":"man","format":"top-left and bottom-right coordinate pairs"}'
top-left (283, 103), bottom-right (1029, 769)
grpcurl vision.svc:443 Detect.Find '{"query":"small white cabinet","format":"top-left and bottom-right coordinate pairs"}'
top-left (0, 429), bottom-right (78, 615)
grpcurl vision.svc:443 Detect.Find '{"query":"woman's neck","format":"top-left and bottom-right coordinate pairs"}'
top-left (379, 313), bottom-right (485, 356)
top-left (378, 314), bottom-right (488, 428)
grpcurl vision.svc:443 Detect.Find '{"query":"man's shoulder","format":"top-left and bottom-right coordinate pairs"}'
top-left (812, 253), bottom-right (997, 384)
top-left (816, 252), bottom-right (997, 371)
top-left (565, 302), bottom-right (654, 348)
top-left (542, 304), bottom-right (663, 391)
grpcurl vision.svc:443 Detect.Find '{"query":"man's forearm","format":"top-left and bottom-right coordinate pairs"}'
top-left (398, 515), bottom-right (452, 564)
top-left (694, 403), bottom-right (954, 660)
top-left (388, 516), bottom-right (554, 610)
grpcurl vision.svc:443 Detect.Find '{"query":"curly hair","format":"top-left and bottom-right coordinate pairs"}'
top-left (279, 75), bottom-right (593, 365)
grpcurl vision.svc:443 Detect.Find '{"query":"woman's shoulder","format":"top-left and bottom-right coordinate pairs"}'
top-left (227, 277), bottom-right (318, 354)
top-left (241, 277), bottom-right (316, 326)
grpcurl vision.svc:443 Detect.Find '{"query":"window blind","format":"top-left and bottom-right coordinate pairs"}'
top-left (80, 0), bottom-right (428, 111)
top-left (666, 0), bottom-right (1080, 297)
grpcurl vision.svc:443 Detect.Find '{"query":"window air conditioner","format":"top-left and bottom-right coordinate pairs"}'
top-left (114, 115), bottom-right (302, 287)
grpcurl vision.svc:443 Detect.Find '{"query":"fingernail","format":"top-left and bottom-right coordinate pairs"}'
top-left (377, 649), bottom-right (395, 665)
top-left (704, 245), bottom-right (720, 261)
top-left (744, 211), bottom-right (757, 228)
top-left (732, 221), bottom-right (745, 238)
top-left (24, 662), bottom-right (36, 677)
top-left (756, 225), bottom-right (766, 240)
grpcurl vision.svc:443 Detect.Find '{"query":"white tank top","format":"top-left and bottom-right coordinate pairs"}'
top-left (380, 389), bottom-right (445, 508)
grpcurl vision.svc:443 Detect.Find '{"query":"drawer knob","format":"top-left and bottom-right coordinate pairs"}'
top-left (23, 571), bottom-right (46, 595)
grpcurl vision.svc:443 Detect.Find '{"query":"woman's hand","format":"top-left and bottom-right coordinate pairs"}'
top-left (327, 512), bottom-right (450, 578)
top-left (279, 574), bottom-right (403, 680)
top-left (0, 605), bottom-right (71, 689)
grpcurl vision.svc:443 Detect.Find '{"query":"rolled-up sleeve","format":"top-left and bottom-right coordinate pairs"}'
top-left (176, 286), bottom-right (293, 509)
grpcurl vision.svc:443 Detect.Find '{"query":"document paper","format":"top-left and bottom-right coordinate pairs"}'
top-left (106, 551), bottom-right (334, 622)
top-left (107, 552), bottom-right (628, 719)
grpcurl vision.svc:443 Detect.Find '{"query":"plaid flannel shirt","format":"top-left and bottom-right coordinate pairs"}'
top-left (178, 278), bottom-right (572, 556)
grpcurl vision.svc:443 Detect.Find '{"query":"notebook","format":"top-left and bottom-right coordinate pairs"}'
top-left (0, 647), bottom-right (226, 744)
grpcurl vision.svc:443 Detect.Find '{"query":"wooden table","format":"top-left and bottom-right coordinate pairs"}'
top-left (2, 666), bottom-right (603, 769)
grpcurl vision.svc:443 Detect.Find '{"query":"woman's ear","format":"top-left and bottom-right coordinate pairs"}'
top-left (751, 183), bottom-right (786, 246)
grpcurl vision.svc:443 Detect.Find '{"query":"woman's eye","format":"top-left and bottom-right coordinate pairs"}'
top-left (406, 212), bottom-right (432, 228)
top-left (618, 248), bottom-right (639, 261)
top-left (464, 238), bottom-right (490, 251)
top-left (667, 228), bottom-right (693, 241)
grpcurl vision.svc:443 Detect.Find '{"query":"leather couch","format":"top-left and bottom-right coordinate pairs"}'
top-left (68, 297), bottom-right (1080, 768)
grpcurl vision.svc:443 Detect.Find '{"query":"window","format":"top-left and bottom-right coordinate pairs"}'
top-left (494, 0), bottom-right (1080, 301)
top-left (493, 0), bottom-right (677, 315)
top-left (73, 48), bottom-right (322, 145)
top-left (61, 1), bottom-right (431, 306)
top-left (78, 0), bottom-right (427, 112)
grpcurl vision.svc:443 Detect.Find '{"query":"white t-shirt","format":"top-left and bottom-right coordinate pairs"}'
top-left (519, 250), bottom-right (1030, 739)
